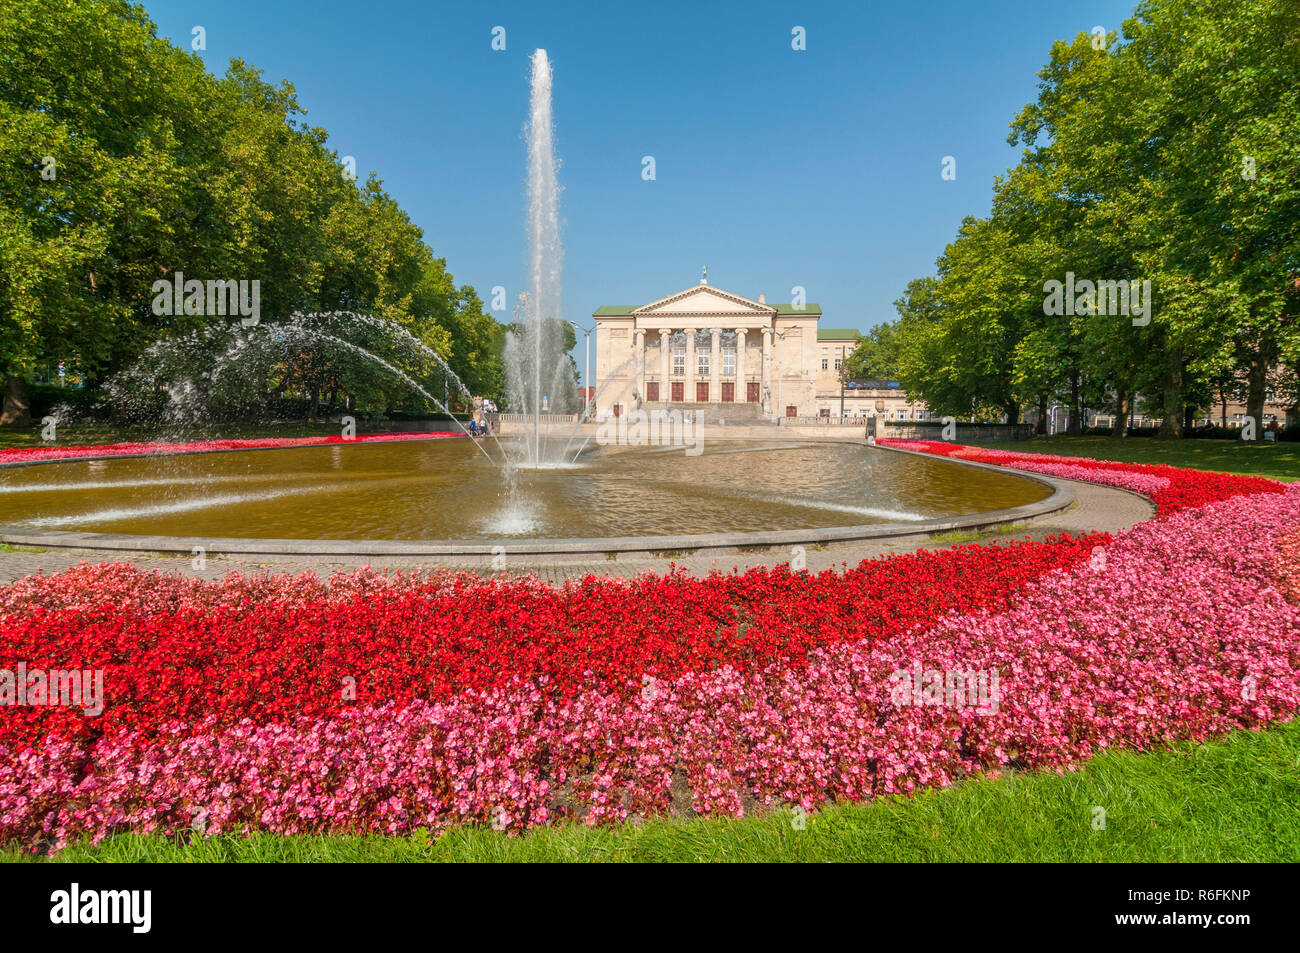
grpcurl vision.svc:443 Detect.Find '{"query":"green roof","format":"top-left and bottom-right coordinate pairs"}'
top-left (592, 303), bottom-right (824, 316)
top-left (817, 328), bottom-right (861, 341)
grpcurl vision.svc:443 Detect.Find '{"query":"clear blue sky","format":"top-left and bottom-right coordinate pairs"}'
top-left (143, 0), bottom-right (1137, 373)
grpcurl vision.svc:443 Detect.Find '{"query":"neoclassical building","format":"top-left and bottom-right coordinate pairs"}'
top-left (593, 280), bottom-right (824, 418)
top-left (592, 278), bottom-right (931, 422)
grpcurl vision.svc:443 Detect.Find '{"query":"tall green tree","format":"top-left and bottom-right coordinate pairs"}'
top-left (0, 0), bottom-right (503, 424)
top-left (1010, 0), bottom-right (1300, 434)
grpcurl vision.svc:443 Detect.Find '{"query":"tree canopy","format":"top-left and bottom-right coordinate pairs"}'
top-left (0, 0), bottom-right (503, 423)
top-left (870, 0), bottom-right (1300, 435)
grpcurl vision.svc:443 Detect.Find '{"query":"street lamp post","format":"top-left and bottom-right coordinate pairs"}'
top-left (773, 325), bottom-right (800, 422)
top-left (567, 320), bottom-right (594, 419)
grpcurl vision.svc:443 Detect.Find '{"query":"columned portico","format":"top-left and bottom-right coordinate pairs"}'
top-left (658, 327), bottom-right (671, 402)
top-left (735, 328), bottom-right (747, 400)
top-left (593, 279), bottom-right (822, 418)
top-left (709, 327), bottom-right (720, 403)
top-left (634, 328), bottom-right (646, 406)
top-left (684, 327), bottom-right (696, 401)
top-left (761, 327), bottom-right (772, 412)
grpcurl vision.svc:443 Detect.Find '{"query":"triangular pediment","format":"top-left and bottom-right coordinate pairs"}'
top-left (633, 285), bottom-right (776, 315)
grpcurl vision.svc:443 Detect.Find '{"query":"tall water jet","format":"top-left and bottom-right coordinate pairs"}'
top-left (505, 48), bottom-right (569, 468)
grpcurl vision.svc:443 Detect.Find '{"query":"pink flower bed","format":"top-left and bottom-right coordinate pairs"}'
top-left (987, 460), bottom-right (1172, 497)
top-left (878, 439), bottom-right (1284, 514)
top-left (0, 432), bottom-right (462, 466)
top-left (1273, 530), bottom-right (1300, 605)
top-left (3, 478), bottom-right (1299, 847)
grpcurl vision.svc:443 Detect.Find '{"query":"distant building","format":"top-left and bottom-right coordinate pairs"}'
top-left (812, 329), bottom-right (928, 421)
top-left (592, 278), bottom-right (928, 421)
top-left (592, 279), bottom-right (819, 417)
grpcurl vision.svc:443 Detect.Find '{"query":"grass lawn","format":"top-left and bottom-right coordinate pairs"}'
top-left (6, 719), bottom-right (1296, 863)
top-left (970, 435), bottom-right (1300, 483)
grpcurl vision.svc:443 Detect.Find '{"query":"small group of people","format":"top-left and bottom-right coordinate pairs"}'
top-left (468, 398), bottom-right (498, 437)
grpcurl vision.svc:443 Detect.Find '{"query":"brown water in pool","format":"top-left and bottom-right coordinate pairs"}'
top-left (0, 440), bottom-right (1049, 541)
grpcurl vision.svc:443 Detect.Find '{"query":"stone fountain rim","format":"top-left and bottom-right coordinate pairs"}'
top-left (0, 440), bottom-right (1073, 556)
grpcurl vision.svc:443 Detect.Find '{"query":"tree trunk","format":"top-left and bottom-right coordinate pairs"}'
top-left (1159, 351), bottom-right (1184, 438)
top-left (1246, 344), bottom-right (1270, 429)
top-left (1003, 401), bottom-right (1020, 425)
top-left (1035, 394), bottom-right (1047, 435)
top-left (0, 375), bottom-right (32, 426)
top-left (1066, 372), bottom-right (1082, 435)
top-left (1113, 387), bottom-right (1130, 438)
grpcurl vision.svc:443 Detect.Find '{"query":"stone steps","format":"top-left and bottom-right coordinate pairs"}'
top-left (658, 401), bottom-right (773, 424)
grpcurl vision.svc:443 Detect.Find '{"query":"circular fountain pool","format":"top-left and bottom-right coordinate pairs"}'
top-left (0, 439), bottom-right (1062, 553)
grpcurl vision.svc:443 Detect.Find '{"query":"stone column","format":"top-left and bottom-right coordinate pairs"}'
top-left (736, 329), bottom-right (747, 400)
top-left (659, 328), bottom-right (671, 401)
top-left (761, 327), bottom-right (772, 411)
top-left (634, 328), bottom-right (646, 406)
top-left (685, 327), bottom-right (696, 402)
top-left (709, 327), bottom-right (720, 403)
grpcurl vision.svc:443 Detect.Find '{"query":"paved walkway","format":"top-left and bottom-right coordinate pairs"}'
top-left (0, 478), bottom-right (1153, 586)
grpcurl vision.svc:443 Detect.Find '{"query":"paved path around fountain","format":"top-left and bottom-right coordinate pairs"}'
top-left (0, 477), bottom-right (1153, 586)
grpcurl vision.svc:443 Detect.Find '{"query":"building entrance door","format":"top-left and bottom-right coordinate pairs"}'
top-left (646, 381), bottom-right (659, 402)
top-left (746, 382), bottom-right (760, 403)
top-left (721, 382), bottom-right (734, 402)
top-left (671, 381), bottom-right (684, 402)
top-left (696, 382), bottom-right (709, 403)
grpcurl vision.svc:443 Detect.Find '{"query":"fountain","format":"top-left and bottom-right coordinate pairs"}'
top-left (504, 49), bottom-right (574, 469)
top-left (87, 312), bottom-right (504, 462)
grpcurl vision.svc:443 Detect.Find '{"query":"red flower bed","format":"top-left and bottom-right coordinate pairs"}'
top-left (0, 432), bottom-right (462, 466)
top-left (879, 439), bottom-right (1285, 515)
top-left (0, 534), bottom-right (1103, 751)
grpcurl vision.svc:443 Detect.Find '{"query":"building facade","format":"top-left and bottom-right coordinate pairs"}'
top-left (592, 280), bottom-right (927, 421)
top-left (592, 280), bottom-right (820, 418)
top-left (812, 330), bottom-right (929, 421)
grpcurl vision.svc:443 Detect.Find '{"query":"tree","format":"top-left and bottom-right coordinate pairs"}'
top-left (0, 0), bottom-right (504, 424)
top-left (892, 0), bottom-right (1299, 437)
top-left (843, 326), bottom-right (893, 380)
top-left (894, 218), bottom-right (1036, 422)
top-left (1010, 0), bottom-right (1300, 435)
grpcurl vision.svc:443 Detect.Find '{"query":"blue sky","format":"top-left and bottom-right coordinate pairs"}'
top-left (143, 0), bottom-right (1138, 370)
